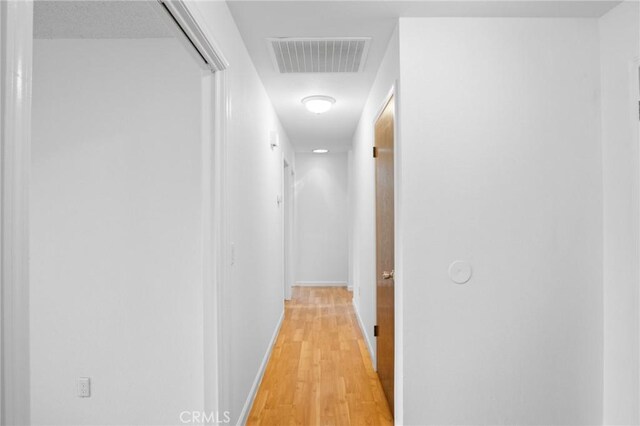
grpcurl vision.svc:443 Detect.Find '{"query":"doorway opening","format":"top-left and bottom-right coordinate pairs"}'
top-left (283, 159), bottom-right (294, 301)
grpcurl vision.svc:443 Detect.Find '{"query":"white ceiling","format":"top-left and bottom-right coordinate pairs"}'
top-left (227, 0), bottom-right (620, 152)
top-left (228, 1), bottom-right (399, 152)
top-left (34, 1), bottom-right (172, 39)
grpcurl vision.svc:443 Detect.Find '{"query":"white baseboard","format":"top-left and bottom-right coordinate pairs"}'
top-left (352, 299), bottom-right (376, 368)
top-left (294, 281), bottom-right (347, 287)
top-left (236, 310), bottom-right (284, 426)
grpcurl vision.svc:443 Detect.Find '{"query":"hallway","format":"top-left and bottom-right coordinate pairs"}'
top-left (4, 1), bottom-right (640, 424)
top-left (247, 287), bottom-right (393, 426)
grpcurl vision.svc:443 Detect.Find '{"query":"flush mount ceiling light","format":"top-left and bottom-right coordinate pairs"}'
top-left (313, 149), bottom-right (329, 154)
top-left (302, 96), bottom-right (335, 114)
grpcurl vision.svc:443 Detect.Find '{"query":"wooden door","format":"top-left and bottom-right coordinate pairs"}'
top-left (375, 95), bottom-right (395, 414)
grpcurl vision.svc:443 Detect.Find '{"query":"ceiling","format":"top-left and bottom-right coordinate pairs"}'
top-left (34, 1), bottom-right (172, 39)
top-left (227, 0), bottom-right (620, 152)
top-left (228, 1), bottom-right (399, 152)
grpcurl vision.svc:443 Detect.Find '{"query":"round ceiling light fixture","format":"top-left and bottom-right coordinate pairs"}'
top-left (302, 95), bottom-right (336, 114)
top-left (312, 149), bottom-right (329, 154)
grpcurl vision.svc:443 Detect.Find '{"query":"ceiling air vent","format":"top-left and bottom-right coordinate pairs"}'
top-left (267, 37), bottom-right (371, 73)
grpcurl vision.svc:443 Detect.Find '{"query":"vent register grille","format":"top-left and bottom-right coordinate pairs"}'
top-left (267, 37), bottom-right (370, 73)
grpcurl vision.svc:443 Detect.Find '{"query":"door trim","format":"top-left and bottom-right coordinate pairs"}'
top-left (282, 159), bottom-right (294, 301)
top-left (202, 67), bottom-right (230, 416)
top-left (208, 49), bottom-right (231, 419)
top-left (1, 1), bottom-right (33, 424)
top-left (632, 57), bottom-right (640, 425)
top-left (154, 0), bottom-right (229, 72)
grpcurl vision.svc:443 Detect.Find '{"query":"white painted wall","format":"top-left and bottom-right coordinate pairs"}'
top-left (294, 152), bottom-right (349, 285)
top-left (31, 39), bottom-right (204, 425)
top-left (350, 26), bottom-right (399, 366)
top-left (184, 3), bottom-right (295, 424)
top-left (398, 18), bottom-right (602, 424)
top-left (600, 2), bottom-right (640, 424)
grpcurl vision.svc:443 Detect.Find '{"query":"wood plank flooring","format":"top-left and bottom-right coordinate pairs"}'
top-left (247, 287), bottom-right (393, 426)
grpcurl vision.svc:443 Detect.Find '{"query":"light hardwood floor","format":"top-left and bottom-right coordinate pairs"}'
top-left (247, 286), bottom-right (393, 426)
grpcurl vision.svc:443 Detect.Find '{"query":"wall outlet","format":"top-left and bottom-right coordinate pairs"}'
top-left (78, 377), bottom-right (91, 398)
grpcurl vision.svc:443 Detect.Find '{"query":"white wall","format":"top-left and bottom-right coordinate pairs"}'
top-left (31, 39), bottom-right (204, 425)
top-left (600, 2), bottom-right (640, 424)
top-left (350, 26), bottom-right (399, 366)
top-left (398, 18), bottom-right (602, 425)
top-left (185, 2), bottom-right (295, 424)
top-left (294, 152), bottom-right (349, 285)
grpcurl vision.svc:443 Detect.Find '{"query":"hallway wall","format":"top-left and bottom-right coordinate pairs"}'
top-left (600, 1), bottom-right (640, 423)
top-left (398, 18), bottom-right (602, 425)
top-left (31, 39), bottom-right (204, 425)
top-left (294, 152), bottom-right (349, 285)
top-left (187, 2), bottom-right (295, 424)
top-left (31, 3), bottom-right (296, 423)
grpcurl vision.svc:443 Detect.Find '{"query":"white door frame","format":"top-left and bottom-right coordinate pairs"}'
top-left (0, 0), bottom-right (230, 422)
top-left (633, 56), bottom-right (640, 425)
top-left (283, 159), bottom-right (294, 301)
top-left (1, 1), bottom-right (33, 424)
top-left (202, 69), bottom-right (228, 417)
top-left (209, 67), bottom-right (231, 417)
top-left (391, 80), bottom-right (403, 426)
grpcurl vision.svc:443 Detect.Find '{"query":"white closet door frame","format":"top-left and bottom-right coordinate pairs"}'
top-left (1, 1), bottom-right (33, 425)
top-left (633, 57), bottom-right (640, 426)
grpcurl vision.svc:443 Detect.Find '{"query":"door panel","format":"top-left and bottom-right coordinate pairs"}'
top-left (375, 95), bottom-right (395, 414)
